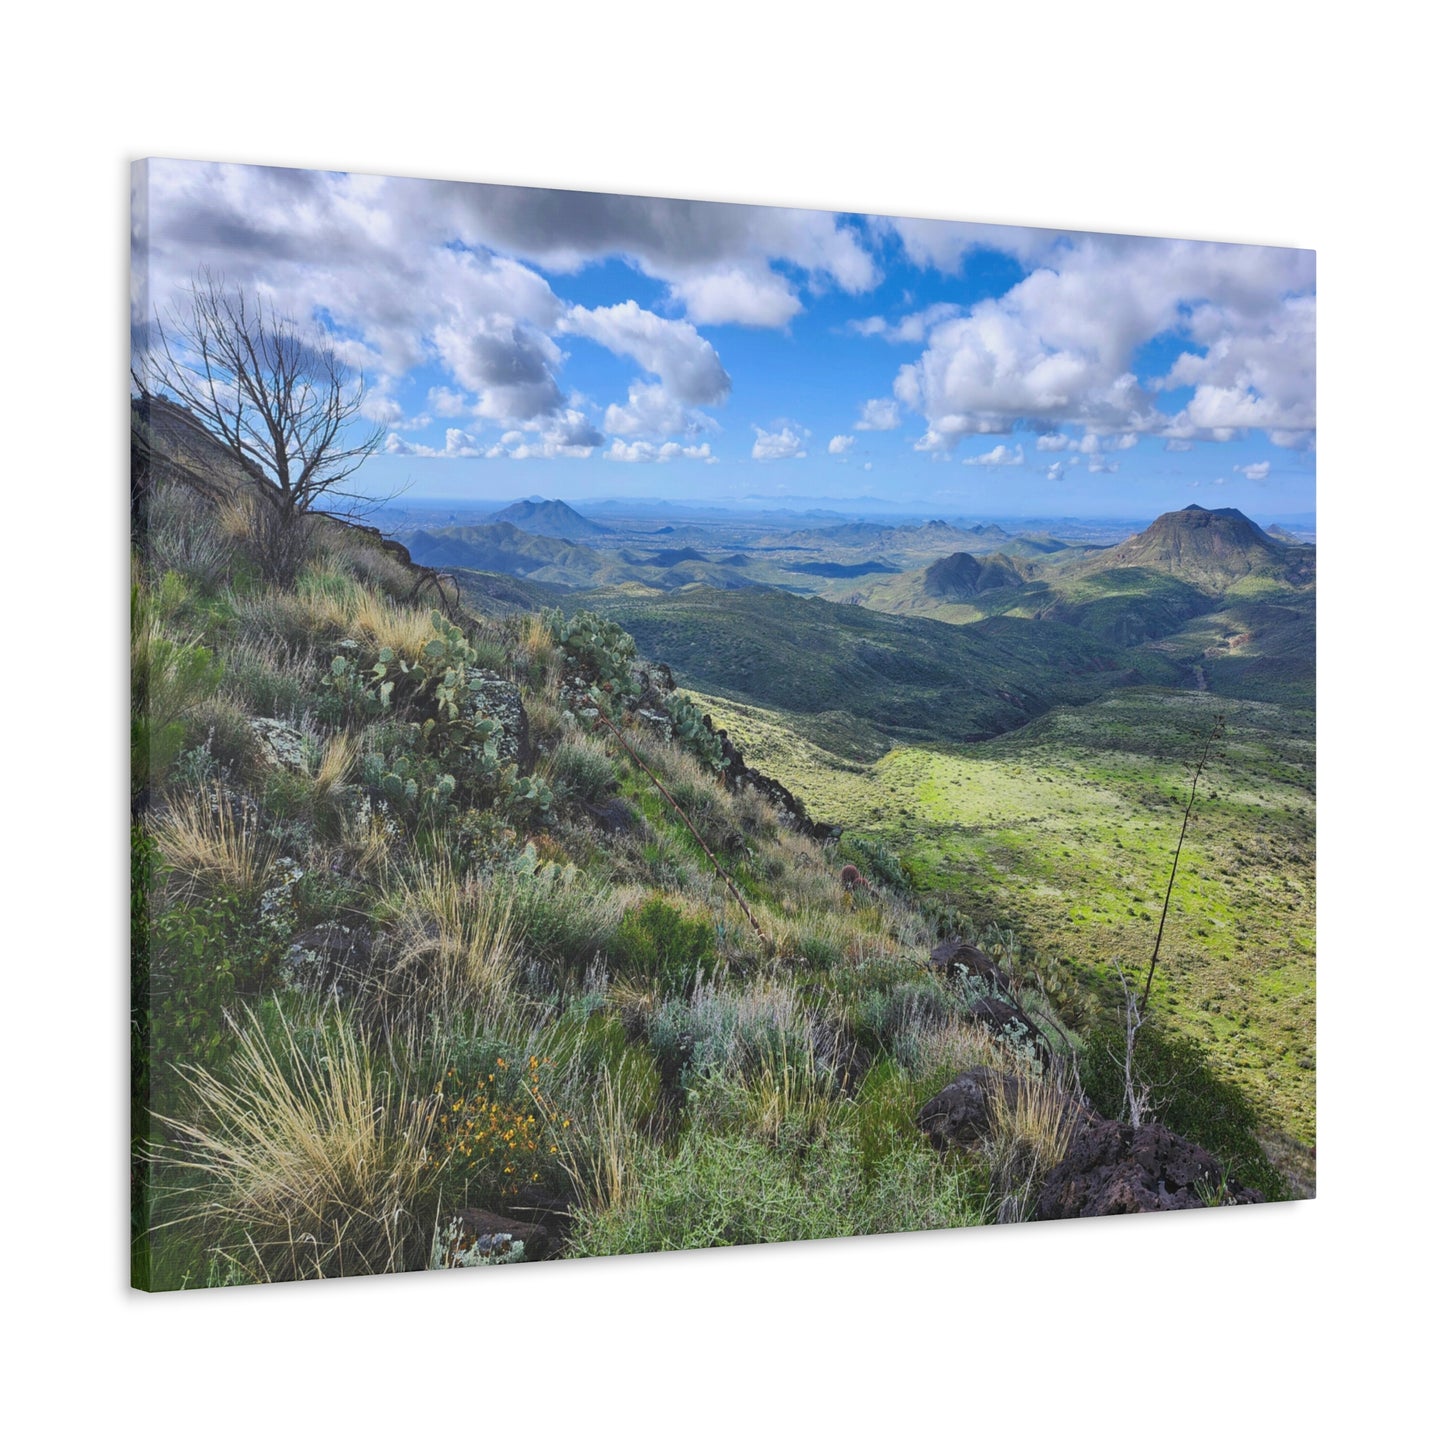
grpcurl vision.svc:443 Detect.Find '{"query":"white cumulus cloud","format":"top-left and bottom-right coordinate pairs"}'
top-left (962, 443), bottom-right (1025, 467)
top-left (384, 427), bottom-right (482, 458)
top-left (855, 398), bottom-right (900, 431)
top-left (828, 434), bottom-right (855, 455)
top-left (889, 233), bottom-right (1314, 449)
top-left (606, 440), bottom-right (716, 463)
top-left (752, 423), bottom-right (809, 460)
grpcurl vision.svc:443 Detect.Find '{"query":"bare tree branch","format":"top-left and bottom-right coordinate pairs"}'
top-left (137, 268), bottom-right (385, 522)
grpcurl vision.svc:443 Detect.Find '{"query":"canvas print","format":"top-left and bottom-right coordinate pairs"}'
top-left (130, 159), bottom-right (1315, 1288)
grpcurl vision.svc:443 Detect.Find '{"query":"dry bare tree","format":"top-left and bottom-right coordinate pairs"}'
top-left (137, 269), bottom-right (386, 581)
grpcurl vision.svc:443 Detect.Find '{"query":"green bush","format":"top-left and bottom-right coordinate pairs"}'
top-left (850, 978), bottom-right (954, 1071)
top-left (849, 1058), bottom-right (923, 1181)
top-left (493, 849), bottom-right (618, 974)
top-left (1079, 1024), bottom-right (1287, 1200)
top-left (569, 1125), bottom-right (983, 1256)
top-left (611, 897), bottom-right (718, 995)
top-left (147, 884), bottom-right (288, 1084)
top-left (549, 735), bottom-right (617, 807)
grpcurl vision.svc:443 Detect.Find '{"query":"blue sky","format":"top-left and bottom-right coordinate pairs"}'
top-left (134, 161), bottom-right (1316, 519)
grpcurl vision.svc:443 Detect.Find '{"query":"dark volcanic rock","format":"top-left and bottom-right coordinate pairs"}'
top-left (916, 1067), bottom-right (1027, 1152)
top-left (583, 796), bottom-right (637, 834)
top-left (1037, 1119), bottom-right (1264, 1218)
top-left (445, 1207), bottom-right (553, 1261)
top-left (929, 939), bottom-right (1009, 990)
top-left (917, 1067), bottom-right (1097, 1165)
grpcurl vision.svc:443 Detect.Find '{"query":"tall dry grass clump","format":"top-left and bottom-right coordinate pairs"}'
top-left (982, 1069), bottom-right (1081, 1223)
top-left (158, 1009), bottom-right (438, 1280)
top-left (153, 788), bottom-right (275, 905)
top-left (375, 860), bottom-right (521, 1023)
top-left (306, 732), bottom-right (359, 838)
top-left (146, 483), bottom-right (235, 591)
top-left (915, 1018), bottom-right (1018, 1081)
top-left (561, 1067), bottom-right (640, 1217)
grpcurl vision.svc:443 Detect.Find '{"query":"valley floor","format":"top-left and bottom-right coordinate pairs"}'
top-left (692, 685), bottom-right (1317, 1157)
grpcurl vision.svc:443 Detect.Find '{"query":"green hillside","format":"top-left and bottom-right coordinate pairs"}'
top-left (131, 404), bottom-right (1308, 1290)
top-left (585, 585), bottom-right (1181, 757)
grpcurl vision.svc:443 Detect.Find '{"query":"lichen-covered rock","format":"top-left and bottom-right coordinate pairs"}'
top-left (258, 855), bottom-right (305, 929)
top-left (965, 996), bottom-right (1050, 1063)
top-left (928, 939), bottom-right (1009, 991)
top-left (465, 668), bottom-right (532, 768)
top-left (1036, 1118), bottom-right (1264, 1218)
top-left (284, 922), bottom-right (374, 996)
top-left (248, 717), bottom-right (308, 771)
top-left (630, 659), bottom-right (675, 709)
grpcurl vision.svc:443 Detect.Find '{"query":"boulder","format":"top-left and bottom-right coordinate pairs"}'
top-left (248, 717), bottom-right (308, 772)
top-left (929, 939), bottom-right (1009, 991)
top-left (583, 796), bottom-right (637, 834)
top-left (284, 922), bottom-right (374, 996)
top-left (1036, 1118), bottom-right (1265, 1218)
top-left (916, 1067), bottom-right (1027, 1152)
top-left (443, 1206), bottom-right (552, 1262)
top-left (466, 669), bottom-right (532, 768)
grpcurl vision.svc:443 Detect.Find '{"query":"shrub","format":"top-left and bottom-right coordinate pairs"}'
top-left (148, 885), bottom-right (288, 1078)
top-left (849, 1058), bottom-right (922, 1181)
top-left (611, 896), bottom-right (718, 995)
top-left (850, 977), bottom-right (955, 1071)
top-left (568, 1124), bottom-right (983, 1256)
top-left (429, 1053), bottom-right (573, 1206)
top-left (548, 734), bottom-right (617, 807)
top-left (155, 1008), bottom-right (438, 1283)
top-left (1079, 1024), bottom-right (1288, 1200)
top-left (221, 639), bottom-right (317, 721)
top-left (499, 848), bottom-right (630, 976)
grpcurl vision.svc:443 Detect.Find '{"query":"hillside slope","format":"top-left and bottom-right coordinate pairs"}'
top-left (586, 584), bottom-right (1180, 757)
top-left (130, 402), bottom-right (1300, 1291)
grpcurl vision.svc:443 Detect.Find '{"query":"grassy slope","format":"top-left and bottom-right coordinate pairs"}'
top-left (137, 473), bottom-right (1074, 1283)
top-left (692, 685), bottom-right (1316, 1146)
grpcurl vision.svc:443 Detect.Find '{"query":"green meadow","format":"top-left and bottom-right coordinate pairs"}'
top-left (693, 686), bottom-right (1316, 1150)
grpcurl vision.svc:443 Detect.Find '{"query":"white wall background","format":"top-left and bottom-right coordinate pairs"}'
top-left (4, 4), bottom-right (1435, 1439)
